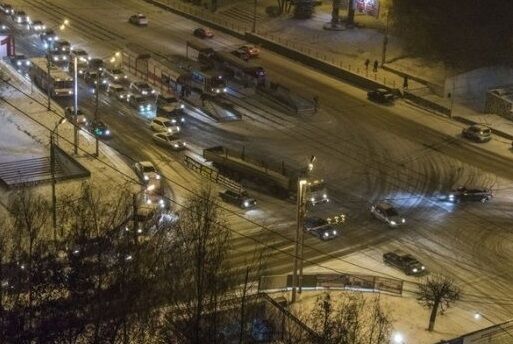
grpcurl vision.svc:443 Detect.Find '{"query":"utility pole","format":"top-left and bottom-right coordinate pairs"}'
top-left (291, 155), bottom-right (316, 303)
top-left (51, 118), bottom-right (66, 242)
top-left (252, 0), bottom-right (257, 33)
top-left (94, 70), bottom-right (100, 157)
top-left (381, 11), bottom-right (390, 66)
top-left (291, 179), bottom-right (307, 303)
top-left (46, 46), bottom-right (52, 110)
top-left (73, 56), bottom-right (79, 154)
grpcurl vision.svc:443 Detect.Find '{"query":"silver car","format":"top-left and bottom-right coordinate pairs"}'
top-left (152, 132), bottom-right (187, 151)
top-left (462, 124), bottom-right (491, 143)
top-left (370, 202), bottom-right (405, 228)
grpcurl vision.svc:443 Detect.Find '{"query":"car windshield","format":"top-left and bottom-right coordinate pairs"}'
top-left (383, 208), bottom-right (398, 217)
top-left (142, 165), bottom-right (156, 173)
top-left (162, 121), bottom-right (173, 127)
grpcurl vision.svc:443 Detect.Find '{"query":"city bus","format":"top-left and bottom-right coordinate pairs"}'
top-left (29, 57), bottom-right (73, 97)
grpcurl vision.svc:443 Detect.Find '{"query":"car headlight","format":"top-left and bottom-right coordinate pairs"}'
top-left (173, 144), bottom-right (179, 148)
top-left (401, 219), bottom-right (405, 223)
top-left (25, 61), bottom-right (30, 66)
top-left (171, 119), bottom-right (176, 123)
top-left (53, 56), bottom-right (58, 61)
top-left (68, 90), bottom-right (73, 95)
top-left (390, 221), bottom-right (396, 225)
top-left (223, 87), bottom-right (228, 92)
top-left (114, 76), bottom-right (119, 80)
top-left (63, 56), bottom-right (67, 60)
top-left (182, 142), bottom-right (186, 146)
top-left (323, 232), bottom-right (329, 237)
top-left (16, 61), bottom-right (21, 66)
top-left (146, 105), bottom-right (151, 110)
top-left (142, 91), bottom-right (147, 95)
top-left (180, 104), bottom-right (185, 109)
top-left (139, 105), bottom-right (144, 110)
top-left (124, 75), bottom-right (128, 79)
top-left (310, 197), bottom-right (315, 203)
top-left (323, 194), bottom-right (327, 198)
top-left (421, 266), bottom-right (425, 270)
top-left (155, 174), bottom-right (161, 180)
top-left (105, 130), bottom-right (110, 135)
top-left (332, 230), bottom-right (337, 235)
top-left (243, 201), bottom-right (249, 208)
top-left (413, 268), bottom-right (418, 273)
top-left (143, 175), bottom-right (149, 181)
top-left (151, 90), bottom-right (155, 94)
top-left (181, 118), bottom-right (185, 122)
top-left (146, 199), bottom-right (152, 205)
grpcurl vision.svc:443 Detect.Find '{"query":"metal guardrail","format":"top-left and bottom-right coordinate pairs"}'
top-left (259, 273), bottom-right (404, 295)
top-left (184, 155), bottom-right (242, 192)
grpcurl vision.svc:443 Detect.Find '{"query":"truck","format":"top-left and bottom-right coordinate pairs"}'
top-left (203, 146), bottom-right (329, 203)
top-left (29, 57), bottom-right (73, 97)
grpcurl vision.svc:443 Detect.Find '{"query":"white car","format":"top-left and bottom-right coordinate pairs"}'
top-left (150, 117), bottom-right (180, 133)
top-left (107, 83), bottom-right (130, 101)
top-left (105, 68), bottom-right (127, 82)
top-left (134, 161), bottom-right (161, 186)
top-left (370, 202), bottom-right (406, 228)
top-left (152, 132), bottom-right (187, 151)
top-left (130, 81), bottom-right (155, 96)
top-left (129, 13), bottom-right (148, 26)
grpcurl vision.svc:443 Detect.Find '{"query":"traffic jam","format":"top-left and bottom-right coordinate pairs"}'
top-left (0, 3), bottom-right (497, 278)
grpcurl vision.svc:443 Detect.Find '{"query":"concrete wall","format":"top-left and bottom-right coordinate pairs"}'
top-left (445, 66), bottom-right (513, 112)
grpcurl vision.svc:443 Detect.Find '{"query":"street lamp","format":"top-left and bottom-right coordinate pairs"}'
top-left (291, 155), bottom-right (316, 303)
top-left (51, 117), bottom-right (67, 242)
top-left (392, 332), bottom-right (405, 344)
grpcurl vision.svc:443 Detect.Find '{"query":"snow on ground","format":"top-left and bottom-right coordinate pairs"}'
top-left (276, 290), bottom-right (490, 344)
top-left (0, 61), bottom-right (139, 211)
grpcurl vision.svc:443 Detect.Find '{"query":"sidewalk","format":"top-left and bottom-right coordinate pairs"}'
top-left (0, 61), bottom-right (139, 215)
top-left (146, 0), bottom-right (513, 142)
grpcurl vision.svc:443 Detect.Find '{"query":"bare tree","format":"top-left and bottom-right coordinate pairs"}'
top-left (417, 273), bottom-right (461, 332)
top-left (301, 292), bottom-right (392, 344)
top-left (8, 189), bottom-right (50, 336)
top-left (159, 185), bottom-right (235, 344)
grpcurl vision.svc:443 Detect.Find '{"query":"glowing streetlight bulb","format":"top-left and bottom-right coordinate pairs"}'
top-left (63, 19), bottom-right (69, 25)
top-left (474, 313), bottom-right (482, 320)
top-left (393, 332), bottom-right (404, 344)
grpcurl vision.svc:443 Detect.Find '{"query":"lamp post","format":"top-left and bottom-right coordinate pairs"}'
top-left (291, 155), bottom-right (316, 303)
top-left (51, 117), bottom-right (67, 242)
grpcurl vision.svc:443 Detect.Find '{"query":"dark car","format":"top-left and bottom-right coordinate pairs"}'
top-left (0, 3), bottom-right (13, 15)
top-left (461, 124), bottom-right (491, 143)
top-left (89, 120), bottom-right (111, 138)
top-left (88, 58), bottom-right (104, 72)
top-left (129, 94), bottom-right (155, 113)
top-left (128, 13), bottom-right (148, 26)
top-left (9, 54), bottom-right (30, 70)
top-left (193, 27), bottom-right (213, 39)
top-left (383, 251), bottom-right (426, 276)
top-left (40, 29), bottom-right (57, 46)
top-left (219, 190), bottom-right (256, 209)
top-left (367, 88), bottom-right (395, 104)
top-left (303, 216), bottom-right (339, 240)
top-left (446, 186), bottom-right (493, 203)
top-left (64, 107), bottom-right (88, 126)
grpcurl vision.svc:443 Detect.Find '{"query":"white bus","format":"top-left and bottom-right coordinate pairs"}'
top-left (29, 57), bottom-right (73, 97)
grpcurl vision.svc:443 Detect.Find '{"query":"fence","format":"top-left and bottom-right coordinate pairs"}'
top-left (184, 155), bottom-right (242, 192)
top-left (259, 273), bottom-right (403, 295)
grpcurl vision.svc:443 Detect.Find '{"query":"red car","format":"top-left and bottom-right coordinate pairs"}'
top-left (193, 27), bottom-right (213, 39)
top-left (238, 45), bottom-right (259, 57)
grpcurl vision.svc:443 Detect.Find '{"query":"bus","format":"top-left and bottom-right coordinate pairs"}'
top-left (212, 51), bottom-right (266, 87)
top-left (29, 57), bottom-right (73, 97)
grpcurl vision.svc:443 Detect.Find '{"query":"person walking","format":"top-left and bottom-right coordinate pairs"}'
top-left (313, 95), bottom-right (319, 111)
top-left (364, 58), bottom-right (370, 72)
top-left (373, 60), bottom-right (378, 73)
top-left (403, 76), bottom-right (409, 90)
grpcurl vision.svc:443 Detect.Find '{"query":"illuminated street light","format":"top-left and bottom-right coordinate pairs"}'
top-left (392, 332), bottom-right (405, 344)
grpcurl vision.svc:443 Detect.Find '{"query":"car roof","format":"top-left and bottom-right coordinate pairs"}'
top-left (139, 161), bottom-right (154, 167)
top-left (470, 124), bottom-right (490, 130)
top-left (376, 202), bottom-right (394, 209)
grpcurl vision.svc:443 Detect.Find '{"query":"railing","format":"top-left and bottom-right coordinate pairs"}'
top-left (184, 155), bottom-right (242, 192)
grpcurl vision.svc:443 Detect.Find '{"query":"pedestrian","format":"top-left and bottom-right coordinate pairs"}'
top-left (313, 95), bottom-right (319, 111)
top-left (403, 76), bottom-right (409, 90)
top-left (373, 60), bottom-right (378, 73)
top-left (364, 58), bottom-right (370, 72)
